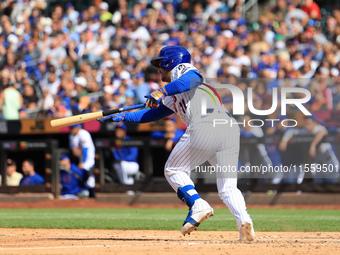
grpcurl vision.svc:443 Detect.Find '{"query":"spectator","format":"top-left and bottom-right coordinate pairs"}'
top-left (64, 2), bottom-right (79, 26)
top-left (112, 123), bottom-right (140, 185)
top-left (22, 83), bottom-right (39, 110)
top-left (78, 30), bottom-right (96, 62)
top-left (4, 52), bottom-right (16, 73)
top-left (262, 23), bottom-right (275, 46)
top-left (99, 2), bottom-right (113, 23)
top-left (102, 85), bottom-right (117, 110)
top-left (285, 2), bottom-right (309, 36)
top-left (20, 159), bottom-right (45, 185)
top-left (0, 159), bottom-right (23, 186)
top-left (0, 81), bottom-right (23, 120)
top-left (74, 76), bottom-right (88, 99)
top-left (39, 87), bottom-right (54, 113)
top-left (59, 154), bottom-right (87, 199)
top-left (133, 72), bottom-right (150, 104)
top-left (43, 35), bottom-right (67, 68)
top-left (128, 18), bottom-right (151, 42)
top-left (46, 71), bottom-right (61, 96)
top-left (272, 0), bottom-right (288, 21)
top-left (69, 124), bottom-right (96, 197)
top-left (47, 96), bottom-right (68, 119)
top-left (301, 0), bottom-right (321, 20)
top-left (66, 40), bottom-right (79, 63)
top-left (24, 41), bottom-right (40, 75)
top-left (35, 58), bottom-right (49, 88)
top-left (233, 46), bottom-right (251, 68)
top-left (90, 101), bottom-right (102, 113)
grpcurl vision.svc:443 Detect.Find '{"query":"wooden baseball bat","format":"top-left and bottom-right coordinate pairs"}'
top-left (50, 104), bottom-right (146, 128)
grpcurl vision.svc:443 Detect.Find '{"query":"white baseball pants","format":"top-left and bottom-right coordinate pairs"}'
top-left (164, 120), bottom-right (252, 229)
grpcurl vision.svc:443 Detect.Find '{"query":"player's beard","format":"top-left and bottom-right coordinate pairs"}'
top-left (162, 72), bottom-right (172, 83)
top-left (161, 76), bottom-right (170, 82)
top-left (159, 68), bottom-right (172, 83)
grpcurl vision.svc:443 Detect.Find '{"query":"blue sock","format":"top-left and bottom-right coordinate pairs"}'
top-left (177, 185), bottom-right (201, 208)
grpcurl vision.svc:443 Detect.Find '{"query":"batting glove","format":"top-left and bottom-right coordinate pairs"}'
top-left (145, 87), bottom-right (167, 108)
top-left (99, 113), bottom-right (125, 123)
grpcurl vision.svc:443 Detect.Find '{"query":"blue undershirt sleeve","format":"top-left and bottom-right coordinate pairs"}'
top-left (124, 104), bottom-right (175, 123)
top-left (163, 70), bottom-right (203, 96)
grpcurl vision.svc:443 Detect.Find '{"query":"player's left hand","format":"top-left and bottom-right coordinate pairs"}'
top-left (145, 89), bottom-right (166, 108)
top-left (99, 113), bottom-right (125, 123)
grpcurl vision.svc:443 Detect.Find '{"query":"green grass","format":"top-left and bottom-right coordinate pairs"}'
top-left (0, 208), bottom-right (338, 232)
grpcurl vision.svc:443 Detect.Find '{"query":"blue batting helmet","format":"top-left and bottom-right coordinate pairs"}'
top-left (151, 46), bottom-right (191, 71)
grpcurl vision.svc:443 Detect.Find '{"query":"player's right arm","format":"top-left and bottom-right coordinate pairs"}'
top-left (100, 104), bottom-right (175, 123)
top-left (161, 69), bottom-right (203, 96)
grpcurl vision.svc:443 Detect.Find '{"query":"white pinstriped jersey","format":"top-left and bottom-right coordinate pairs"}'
top-left (163, 63), bottom-right (228, 127)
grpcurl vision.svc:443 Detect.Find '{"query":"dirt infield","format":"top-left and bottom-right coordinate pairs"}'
top-left (0, 200), bottom-right (339, 254)
top-left (0, 229), bottom-right (339, 255)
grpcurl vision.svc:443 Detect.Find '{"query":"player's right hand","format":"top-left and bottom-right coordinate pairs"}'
top-left (145, 88), bottom-right (166, 108)
top-left (99, 113), bottom-right (125, 123)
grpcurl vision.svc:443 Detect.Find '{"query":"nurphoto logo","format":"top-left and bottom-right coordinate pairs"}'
top-left (202, 85), bottom-right (312, 128)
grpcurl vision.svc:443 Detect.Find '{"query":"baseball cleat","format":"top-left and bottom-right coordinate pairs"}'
top-left (239, 222), bottom-right (255, 241)
top-left (181, 208), bottom-right (214, 236)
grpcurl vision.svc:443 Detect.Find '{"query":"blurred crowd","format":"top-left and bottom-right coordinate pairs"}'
top-left (0, 0), bottom-right (340, 121)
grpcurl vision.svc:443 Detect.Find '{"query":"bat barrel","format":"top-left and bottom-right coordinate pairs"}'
top-left (50, 104), bottom-right (145, 128)
top-left (50, 112), bottom-right (103, 128)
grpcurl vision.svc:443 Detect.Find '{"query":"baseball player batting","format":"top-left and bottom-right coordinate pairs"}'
top-left (100, 46), bottom-right (255, 241)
